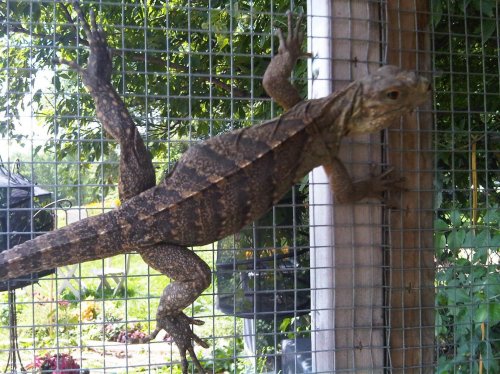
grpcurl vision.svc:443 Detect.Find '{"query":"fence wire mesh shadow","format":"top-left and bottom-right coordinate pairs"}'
top-left (0, 0), bottom-right (498, 373)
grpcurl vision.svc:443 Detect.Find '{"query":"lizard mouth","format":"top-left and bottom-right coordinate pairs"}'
top-left (345, 98), bottom-right (429, 136)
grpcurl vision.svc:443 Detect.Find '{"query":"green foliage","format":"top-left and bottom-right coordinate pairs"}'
top-left (9, 1), bottom-right (500, 372)
top-left (0, 304), bottom-right (9, 326)
top-left (279, 314), bottom-right (311, 340)
top-left (0, 0), bottom-right (307, 204)
top-left (0, 1), bottom-right (312, 371)
top-left (432, 0), bottom-right (499, 371)
top-left (431, 0), bottom-right (499, 213)
top-left (435, 210), bottom-right (500, 372)
top-left (431, 0), bottom-right (498, 41)
top-left (82, 308), bottom-right (124, 341)
top-left (432, 143), bottom-right (500, 359)
top-left (203, 336), bottom-right (246, 372)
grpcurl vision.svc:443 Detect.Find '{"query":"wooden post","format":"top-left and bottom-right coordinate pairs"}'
top-left (329, 0), bottom-right (386, 369)
top-left (310, 0), bottom-right (387, 371)
top-left (310, 0), bottom-right (434, 372)
top-left (386, 0), bottom-right (435, 371)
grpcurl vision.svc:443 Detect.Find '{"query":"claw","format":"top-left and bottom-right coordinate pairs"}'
top-left (89, 8), bottom-right (98, 31)
top-left (148, 312), bottom-right (208, 374)
top-left (275, 28), bottom-right (286, 54)
top-left (293, 13), bottom-right (304, 41)
top-left (286, 11), bottom-right (293, 44)
top-left (60, 1), bottom-right (112, 83)
top-left (369, 164), bottom-right (392, 178)
top-left (72, 2), bottom-right (91, 36)
top-left (372, 167), bottom-right (407, 207)
top-left (263, 11), bottom-right (307, 109)
top-left (274, 11), bottom-right (305, 58)
top-left (368, 165), bottom-right (407, 195)
top-left (288, 11), bottom-right (304, 47)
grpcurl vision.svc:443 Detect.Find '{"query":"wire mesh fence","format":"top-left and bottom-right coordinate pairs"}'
top-left (431, 1), bottom-right (499, 372)
top-left (0, 0), bottom-right (498, 373)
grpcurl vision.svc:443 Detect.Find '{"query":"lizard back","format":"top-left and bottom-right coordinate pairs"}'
top-left (0, 64), bottom-right (430, 280)
top-left (117, 100), bottom-right (328, 247)
top-left (0, 97), bottom-right (334, 279)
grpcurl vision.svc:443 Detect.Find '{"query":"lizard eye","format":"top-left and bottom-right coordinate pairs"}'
top-left (386, 90), bottom-right (400, 100)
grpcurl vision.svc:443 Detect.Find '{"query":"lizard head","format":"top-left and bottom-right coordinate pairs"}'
top-left (345, 65), bottom-right (431, 135)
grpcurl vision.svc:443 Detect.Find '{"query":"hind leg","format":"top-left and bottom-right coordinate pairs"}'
top-left (140, 243), bottom-right (211, 374)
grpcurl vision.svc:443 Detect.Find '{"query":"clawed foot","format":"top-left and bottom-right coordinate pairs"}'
top-left (327, 158), bottom-right (406, 204)
top-left (55, 1), bottom-right (112, 83)
top-left (146, 312), bottom-right (209, 374)
top-left (370, 165), bottom-right (405, 190)
top-left (263, 11), bottom-right (309, 110)
top-left (361, 165), bottom-right (406, 203)
top-left (275, 11), bottom-right (310, 60)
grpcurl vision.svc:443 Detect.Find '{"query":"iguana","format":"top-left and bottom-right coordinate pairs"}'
top-left (0, 3), bottom-right (430, 373)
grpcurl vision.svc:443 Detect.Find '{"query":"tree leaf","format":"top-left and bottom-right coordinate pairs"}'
top-left (474, 303), bottom-right (500, 324)
top-left (447, 229), bottom-right (466, 252)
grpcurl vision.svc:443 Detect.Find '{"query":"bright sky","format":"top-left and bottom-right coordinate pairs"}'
top-left (1, 70), bottom-right (54, 164)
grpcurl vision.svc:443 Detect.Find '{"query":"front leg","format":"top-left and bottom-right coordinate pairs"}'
top-left (57, 3), bottom-right (210, 372)
top-left (57, 1), bottom-right (156, 200)
top-left (324, 158), bottom-right (405, 203)
top-left (139, 244), bottom-right (211, 374)
top-left (263, 12), bottom-right (309, 111)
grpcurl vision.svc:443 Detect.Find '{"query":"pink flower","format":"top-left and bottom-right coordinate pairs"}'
top-left (37, 353), bottom-right (81, 373)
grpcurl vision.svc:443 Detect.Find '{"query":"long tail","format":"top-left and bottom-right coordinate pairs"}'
top-left (0, 209), bottom-right (125, 281)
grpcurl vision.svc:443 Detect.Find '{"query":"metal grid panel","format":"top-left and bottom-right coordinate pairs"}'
top-left (0, 0), bottom-right (498, 373)
top-left (0, 1), bottom-right (311, 373)
top-left (431, 0), bottom-right (500, 372)
top-left (309, 1), bottom-right (391, 372)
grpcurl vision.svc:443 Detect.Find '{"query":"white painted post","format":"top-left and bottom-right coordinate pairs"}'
top-left (308, 1), bottom-right (335, 372)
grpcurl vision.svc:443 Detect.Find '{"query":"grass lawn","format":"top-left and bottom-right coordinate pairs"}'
top-left (0, 244), bottom-right (248, 373)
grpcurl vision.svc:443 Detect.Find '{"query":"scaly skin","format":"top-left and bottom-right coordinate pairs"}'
top-left (0, 4), bottom-right (430, 373)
